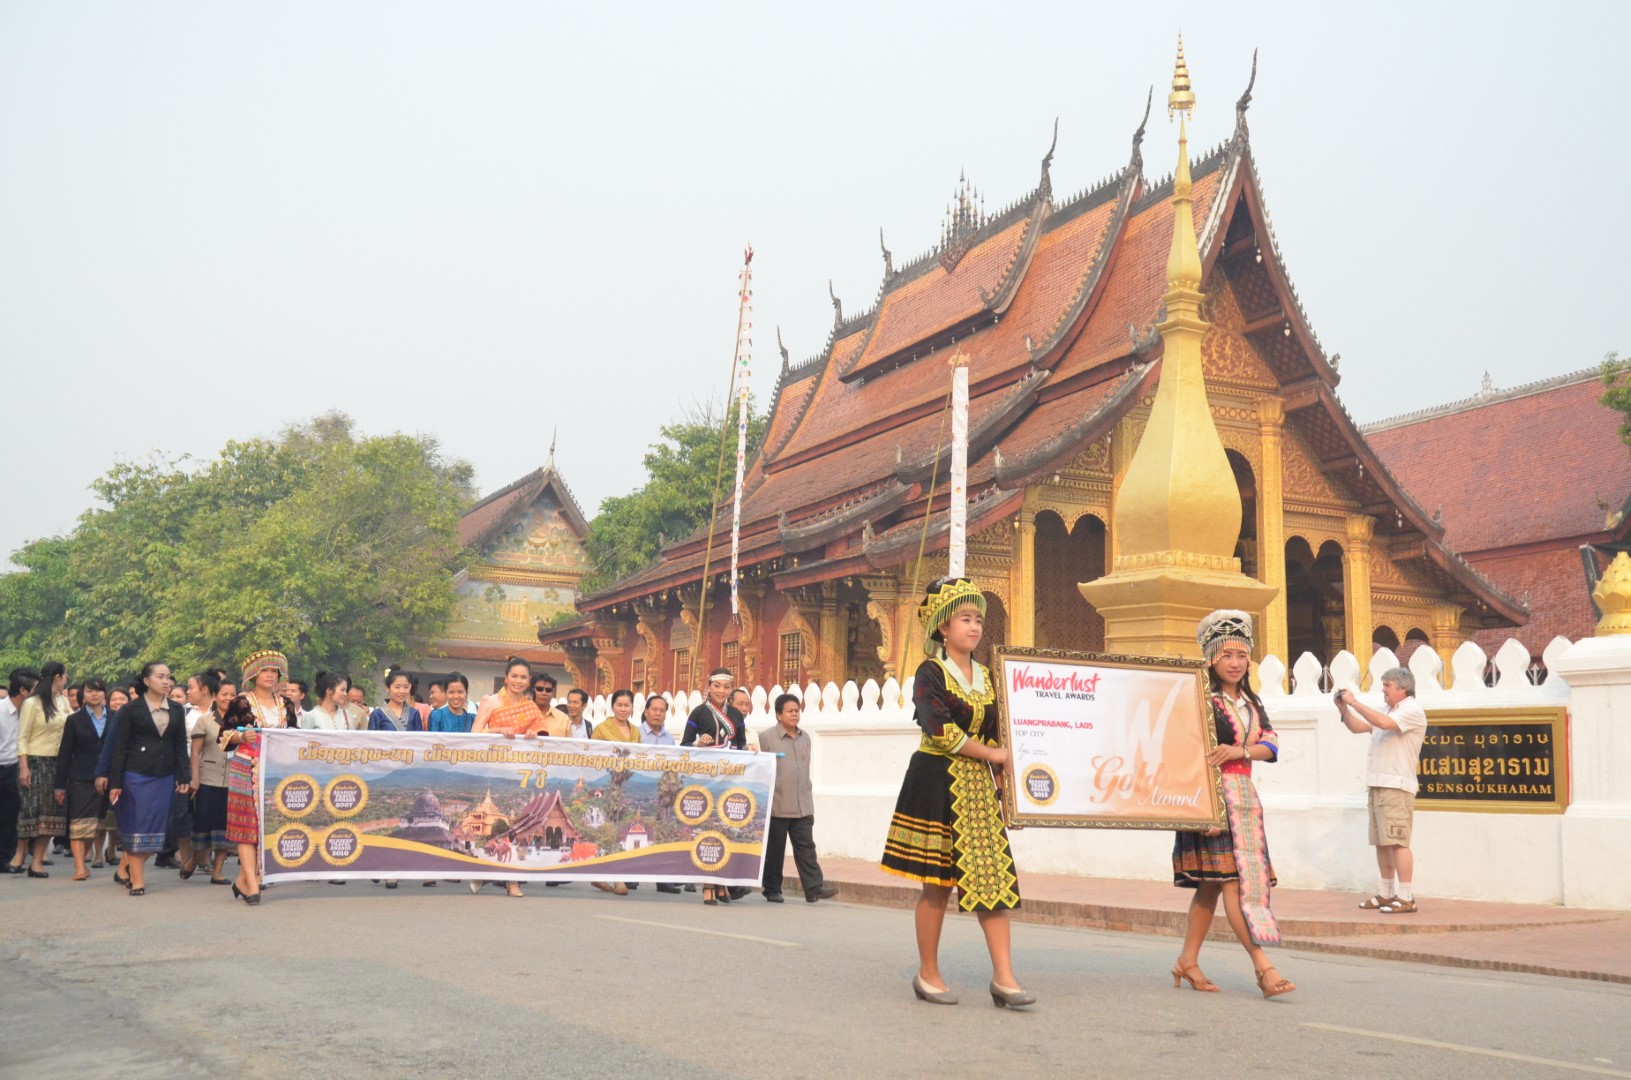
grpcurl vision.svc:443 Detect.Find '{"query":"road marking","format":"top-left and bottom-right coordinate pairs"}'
top-left (594, 915), bottom-right (801, 948)
top-left (1302, 1023), bottom-right (1631, 1077)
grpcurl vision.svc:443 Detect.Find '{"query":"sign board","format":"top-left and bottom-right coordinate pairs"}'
top-left (1416, 706), bottom-right (1568, 814)
top-left (993, 647), bottom-right (1225, 830)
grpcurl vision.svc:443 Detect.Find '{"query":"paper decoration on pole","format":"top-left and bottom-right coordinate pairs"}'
top-left (730, 248), bottom-right (754, 614)
top-left (947, 352), bottom-right (969, 579)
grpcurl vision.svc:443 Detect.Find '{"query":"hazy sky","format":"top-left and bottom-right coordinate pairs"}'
top-left (2, 2), bottom-right (1626, 567)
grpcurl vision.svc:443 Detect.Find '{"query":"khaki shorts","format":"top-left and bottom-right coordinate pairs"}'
top-left (1367, 786), bottom-right (1414, 847)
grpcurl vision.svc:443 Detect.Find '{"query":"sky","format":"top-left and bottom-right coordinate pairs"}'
top-left (1, 2), bottom-right (1626, 567)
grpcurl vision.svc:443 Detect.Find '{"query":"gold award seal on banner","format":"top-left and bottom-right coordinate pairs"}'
top-left (716, 787), bottom-right (757, 828)
top-left (318, 824), bottom-right (365, 867)
top-left (675, 785), bottom-right (714, 827)
top-left (274, 774), bottom-right (321, 819)
top-left (689, 830), bottom-right (730, 872)
top-left (269, 824), bottom-right (318, 868)
top-left (1021, 764), bottom-right (1061, 808)
top-left (322, 775), bottom-right (369, 818)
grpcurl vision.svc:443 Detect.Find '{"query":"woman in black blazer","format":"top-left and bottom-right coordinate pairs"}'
top-left (108, 663), bottom-right (192, 895)
top-left (53, 678), bottom-right (114, 880)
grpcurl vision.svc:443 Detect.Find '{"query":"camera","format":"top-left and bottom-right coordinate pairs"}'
top-left (1332, 689), bottom-right (1348, 708)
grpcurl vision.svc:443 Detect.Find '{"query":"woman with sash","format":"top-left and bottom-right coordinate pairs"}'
top-left (469, 658), bottom-right (546, 898)
top-left (1171, 610), bottom-right (1295, 998)
top-left (224, 650), bottom-right (299, 905)
top-left (880, 578), bottom-right (1033, 1009)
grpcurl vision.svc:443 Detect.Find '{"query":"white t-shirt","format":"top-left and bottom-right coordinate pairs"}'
top-left (0, 696), bottom-right (19, 766)
top-left (1366, 696), bottom-right (1429, 793)
top-left (184, 703), bottom-right (203, 738)
top-left (300, 705), bottom-right (348, 731)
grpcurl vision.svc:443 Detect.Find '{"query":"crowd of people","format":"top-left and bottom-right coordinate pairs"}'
top-left (0, 651), bottom-right (839, 910)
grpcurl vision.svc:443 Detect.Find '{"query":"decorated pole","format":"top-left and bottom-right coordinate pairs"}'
top-left (947, 352), bottom-right (970, 578)
top-left (730, 249), bottom-right (754, 613)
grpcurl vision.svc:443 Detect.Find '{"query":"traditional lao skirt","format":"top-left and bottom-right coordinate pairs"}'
top-left (225, 752), bottom-right (260, 846)
top-left (165, 789), bottom-right (193, 850)
top-left (65, 780), bottom-right (106, 840)
top-left (882, 752), bottom-right (1021, 913)
top-left (115, 772), bottom-right (173, 854)
top-left (192, 784), bottom-right (232, 852)
top-left (17, 756), bottom-right (65, 839)
top-left (1172, 772), bottom-right (1280, 945)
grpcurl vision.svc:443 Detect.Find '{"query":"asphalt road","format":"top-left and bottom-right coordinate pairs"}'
top-left (3, 871), bottom-right (1629, 1079)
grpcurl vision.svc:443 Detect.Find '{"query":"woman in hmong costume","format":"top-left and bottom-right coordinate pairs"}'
top-left (880, 577), bottom-right (1033, 1009)
top-left (224, 650), bottom-right (298, 906)
top-left (1171, 610), bottom-right (1295, 998)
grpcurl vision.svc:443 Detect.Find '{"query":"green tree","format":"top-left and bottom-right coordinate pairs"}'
top-left (1602, 351), bottom-right (1631, 449)
top-left (0, 412), bottom-right (474, 683)
top-left (582, 398), bottom-right (766, 592)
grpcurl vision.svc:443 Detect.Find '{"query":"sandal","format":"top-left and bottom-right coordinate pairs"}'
top-left (1381, 897), bottom-right (1417, 914)
top-left (72, 871), bottom-right (90, 881)
top-left (1171, 962), bottom-right (1219, 992)
top-left (1358, 893), bottom-right (1395, 910)
top-left (1255, 966), bottom-right (1296, 998)
top-left (128, 887), bottom-right (146, 897)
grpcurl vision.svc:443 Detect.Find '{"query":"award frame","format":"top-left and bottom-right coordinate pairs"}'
top-left (993, 647), bottom-right (1226, 830)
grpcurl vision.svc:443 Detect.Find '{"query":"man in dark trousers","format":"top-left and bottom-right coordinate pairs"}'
top-left (757, 693), bottom-right (838, 904)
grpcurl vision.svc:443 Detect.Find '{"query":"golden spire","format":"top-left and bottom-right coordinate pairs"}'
top-left (1166, 34), bottom-right (1202, 293)
top-left (1595, 552), bottom-right (1631, 635)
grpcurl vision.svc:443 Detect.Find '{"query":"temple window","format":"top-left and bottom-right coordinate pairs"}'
top-left (672, 649), bottom-right (692, 693)
top-left (779, 632), bottom-right (802, 687)
top-left (721, 641), bottom-right (739, 683)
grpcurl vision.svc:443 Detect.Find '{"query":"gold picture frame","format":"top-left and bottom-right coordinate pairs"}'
top-left (994, 646), bottom-right (1226, 830)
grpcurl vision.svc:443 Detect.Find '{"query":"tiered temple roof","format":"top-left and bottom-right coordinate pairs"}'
top-left (564, 63), bottom-right (1523, 630)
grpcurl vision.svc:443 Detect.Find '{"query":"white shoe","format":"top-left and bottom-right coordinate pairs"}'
top-left (467, 880), bottom-right (482, 894)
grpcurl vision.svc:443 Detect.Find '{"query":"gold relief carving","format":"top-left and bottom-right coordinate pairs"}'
top-left (594, 657), bottom-right (615, 694)
top-left (1112, 550), bottom-right (1240, 572)
top-left (1217, 427), bottom-right (1261, 469)
top-left (777, 604), bottom-right (818, 665)
top-left (1067, 438), bottom-right (1112, 475)
top-left (561, 657), bottom-right (588, 690)
top-left (1370, 549), bottom-right (1408, 586)
top-left (865, 598), bottom-right (896, 673)
top-left (633, 619), bottom-right (659, 663)
top-left (1281, 429), bottom-right (1343, 502)
top-left (1065, 508), bottom-right (1110, 534)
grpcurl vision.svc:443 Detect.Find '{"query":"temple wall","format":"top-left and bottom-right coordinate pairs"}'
top-left (567, 631), bottom-right (1630, 909)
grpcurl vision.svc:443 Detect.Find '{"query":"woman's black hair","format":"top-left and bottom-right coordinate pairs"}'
top-left (133, 661), bottom-right (169, 698)
top-left (314, 670), bottom-right (347, 700)
top-left (192, 671), bottom-right (222, 698)
top-left (81, 677), bottom-right (108, 695)
top-left (8, 670), bottom-right (39, 698)
top-left (218, 695), bottom-right (257, 731)
top-left (384, 667), bottom-right (412, 689)
top-left (445, 671), bottom-right (468, 690)
top-left (608, 689), bottom-right (633, 707)
top-left (506, 657), bottom-right (533, 677)
top-left (641, 694), bottom-right (668, 720)
top-left (32, 661), bottom-right (65, 721)
top-left (1206, 663), bottom-right (1269, 724)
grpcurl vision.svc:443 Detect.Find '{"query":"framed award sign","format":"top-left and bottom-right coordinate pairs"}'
top-left (993, 647), bottom-right (1226, 830)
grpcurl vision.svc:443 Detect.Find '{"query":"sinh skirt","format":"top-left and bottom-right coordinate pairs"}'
top-left (66, 780), bottom-right (106, 840)
top-left (225, 754), bottom-right (259, 846)
top-left (115, 772), bottom-right (174, 854)
top-left (18, 756), bottom-right (65, 838)
top-left (192, 785), bottom-right (232, 852)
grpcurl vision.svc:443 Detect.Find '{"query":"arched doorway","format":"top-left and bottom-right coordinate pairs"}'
top-left (1227, 450), bottom-right (1258, 578)
top-left (1373, 625), bottom-right (1401, 655)
top-left (1285, 536), bottom-right (1345, 661)
top-left (1035, 511), bottom-right (1107, 653)
top-left (975, 592), bottom-right (1008, 669)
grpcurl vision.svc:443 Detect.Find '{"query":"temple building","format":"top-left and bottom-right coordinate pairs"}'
top-left (402, 445), bottom-right (591, 694)
top-left (390, 790), bottom-right (461, 851)
top-left (542, 49), bottom-right (1527, 686)
top-left (1366, 368), bottom-right (1630, 654)
top-left (458, 789), bottom-right (507, 839)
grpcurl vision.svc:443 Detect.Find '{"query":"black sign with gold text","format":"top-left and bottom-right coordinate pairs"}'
top-left (1415, 707), bottom-right (1568, 814)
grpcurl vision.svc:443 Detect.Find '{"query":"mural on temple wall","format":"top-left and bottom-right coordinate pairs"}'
top-left (447, 580), bottom-right (577, 646)
top-left (485, 498), bottom-right (588, 571)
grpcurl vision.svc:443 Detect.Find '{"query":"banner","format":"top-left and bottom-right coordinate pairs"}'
top-left (994, 648), bottom-right (1225, 829)
top-left (258, 730), bottom-right (773, 884)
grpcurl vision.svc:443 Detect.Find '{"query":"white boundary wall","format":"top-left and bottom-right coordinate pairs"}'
top-left (577, 632), bottom-right (1630, 909)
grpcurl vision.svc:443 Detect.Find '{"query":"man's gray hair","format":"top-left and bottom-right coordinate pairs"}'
top-left (1381, 667), bottom-right (1416, 696)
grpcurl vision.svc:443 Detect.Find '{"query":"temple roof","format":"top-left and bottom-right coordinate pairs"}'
top-left (459, 451), bottom-right (590, 551)
top-left (1365, 368), bottom-right (1630, 553)
top-left (563, 69), bottom-right (1524, 630)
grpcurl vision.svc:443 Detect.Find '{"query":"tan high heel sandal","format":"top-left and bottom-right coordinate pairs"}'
top-left (1171, 962), bottom-right (1219, 992)
top-left (1255, 966), bottom-right (1295, 998)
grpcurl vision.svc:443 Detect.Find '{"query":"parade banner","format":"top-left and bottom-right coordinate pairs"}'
top-left (1415, 706), bottom-right (1569, 813)
top-left (994, 648), bottom-right (1225, 830)
top-left (258, 730), bottom-right (773, 884)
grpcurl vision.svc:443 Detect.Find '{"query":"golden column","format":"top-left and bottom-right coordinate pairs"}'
top-left (1343, 514), bottom-right (1375, 666)
top-left (818, 580), bottom-right (846, 685)
top-left (1009, 509), bottom-right (1037, 646)
top-left (1256, 398), bottom-right (1289, 661)
top-left (1431, 603), bottom-right (1464, 687)
top-left (1077, 38), bottom-right (1277, 657)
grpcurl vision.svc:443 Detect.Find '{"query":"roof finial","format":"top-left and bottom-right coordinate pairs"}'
top-left (1169, 32), bottom-right (1195, 120)
top-left (1132, 85), bottom-right (1153, 160)
top-left (828, 279), bottom-right (842, 325)
top-left (879, 227), bottom-right (894, 277)
top-left (1235, 48), bottom-right (1258, 125)
top-left (776, 325), bottom-right (790, 372)
top-left (546, 426), bottom-right (557, 470)
top-left (1039, 117), bottom-right (1059, 197)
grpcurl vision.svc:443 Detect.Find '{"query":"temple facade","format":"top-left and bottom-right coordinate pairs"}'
top-left (542, 57), bottom-right (1525, 691)
top-left (403, 449), bottom-right (591, 694)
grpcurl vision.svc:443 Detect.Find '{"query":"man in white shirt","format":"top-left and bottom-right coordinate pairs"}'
top-left (563, 689), bottom-right (593, 741)
top-left (2, 669), bottom-right (40, 873)
top-left (1337, 666), bottom-right (1429, 914)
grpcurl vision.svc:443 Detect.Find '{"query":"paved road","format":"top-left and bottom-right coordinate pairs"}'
top-left (3, 873), bottom-right (1629, 1079)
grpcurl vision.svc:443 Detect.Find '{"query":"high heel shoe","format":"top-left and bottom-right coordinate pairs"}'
top-left (988, 981), bottom-right (1036, 1009)
top-left (1255, 966), bottom-right (1295, 999)
top-left (1171, 962), bottom-right (1219, 992)
top-left (912, 975), bottom-right (958, 1005)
